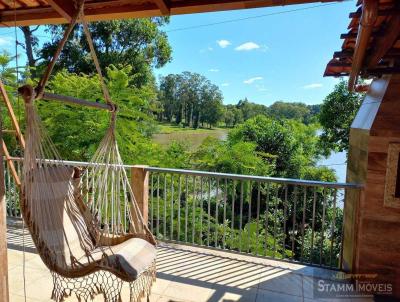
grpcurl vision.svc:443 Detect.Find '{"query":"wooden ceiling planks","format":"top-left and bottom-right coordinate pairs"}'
top-left (325, 0), bottom-right (400, 79)
top-left (0, 0), bottom-right (340, 26)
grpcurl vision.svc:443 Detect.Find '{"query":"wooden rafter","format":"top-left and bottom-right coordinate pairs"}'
top-left (46, 0), bottom-right (75, 21)
top-left (0, 82), bottom-right (24, 149)
top-left (154, 0), bottom-right (170, 15)
top-left (1, 141), bottom-right (20, 186)
top-left (0, 81), bottom-right (24, 187)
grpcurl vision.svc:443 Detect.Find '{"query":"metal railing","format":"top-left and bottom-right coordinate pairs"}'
top-left (3, 158), bottom-right (362, 269)
top-left (146, 167), bottom-right (362, 269)
top-left (4, 159), bottom-right (22, 218)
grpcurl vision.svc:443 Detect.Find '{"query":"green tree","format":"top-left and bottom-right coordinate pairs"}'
top-left (232, 107), bottom-right (244, 126)
top-left (224, 105), bottom-right (244, 127)
top-left (318, 80), bottom-right (363, 155)
top-left (268, 101), bottom-right (310, 121)
top-left (158, 72), bottom-right (223, 128)
top-left (39, 19), bottom-right (172, 87)
top-left (199, 83), bottom-right (223, 128)
top-left (192, 137), bottom-right (273, 176)
top-left (158, 74), bottom-right (180, 122)
top-left (229, 115), bottom-right (297, 177)
top-left (236, 98), bottom-right (267, 120)
top-left (223, 108), bottom-right (235, 127)
top-left (228, 115), bottom-right (327, 179)
top-left (38, 66), bottom-right (161, 164)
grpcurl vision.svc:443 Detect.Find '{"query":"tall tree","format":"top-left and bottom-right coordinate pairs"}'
top-left (39, 18), bottom-right (172, 87)
top-left (318, 80), bottom-right (363, 155)
top-left (158, 72), bottom-right (224, 128)
top-left (19, 26), bottom-right (40, 77)
top-left (199, 83), bottom-right (223, 128)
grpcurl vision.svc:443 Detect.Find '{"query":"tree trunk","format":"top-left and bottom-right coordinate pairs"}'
top-left (189, 105), bottom-right (193, 128)
top-left (20, 26), bottom-right (37, 77)
top-left (196, 111), bottom-right (201, 129)
top-left (180, 102), bottom-right (184, 125)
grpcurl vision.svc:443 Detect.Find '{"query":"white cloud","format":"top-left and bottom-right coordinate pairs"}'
top-left (208, 47), bottom-right (213, 51)
top-left (243, 77), bottom-right (263, 84)
top-left (221, 83), bottom-right (230, 87)
top-left (235, 42), bottom-right (260, 51)
top-left (217, 40), bottom-right (231, 48)
top-left (303, 83), bottom-right (323, 89)
top-left (0, 37), bottom-right (12, 46)
top-left (209, 68), bottom-right (219, 72)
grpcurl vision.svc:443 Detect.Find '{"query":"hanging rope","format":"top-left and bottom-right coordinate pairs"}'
top-left (81, 19), bottom-right (114, 109)
top-left (35, 0), bottom-right (84, 100)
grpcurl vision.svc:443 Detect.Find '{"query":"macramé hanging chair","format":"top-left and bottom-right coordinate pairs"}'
top-left (18, 2), bottom-right (157, 301)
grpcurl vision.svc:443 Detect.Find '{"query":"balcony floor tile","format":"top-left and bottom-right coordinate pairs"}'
top-left (6, 221), bottom-right (374, 302)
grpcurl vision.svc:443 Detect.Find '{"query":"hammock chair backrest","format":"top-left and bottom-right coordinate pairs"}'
top-left (22, 100), bottom-right (100, 272)
top-left (23, 166), bottom-right (98, 268)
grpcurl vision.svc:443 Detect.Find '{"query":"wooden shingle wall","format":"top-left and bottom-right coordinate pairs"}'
top-left (345, 75), bottom-right (400, 297)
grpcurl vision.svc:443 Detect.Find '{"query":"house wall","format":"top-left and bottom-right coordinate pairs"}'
top-left (345, 75), bottom-right (400, 297)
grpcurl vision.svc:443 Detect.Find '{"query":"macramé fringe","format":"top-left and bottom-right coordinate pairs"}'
top-left (51, 262), bottom-right (157, 302)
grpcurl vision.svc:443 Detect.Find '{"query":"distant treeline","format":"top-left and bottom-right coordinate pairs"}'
top-left (157, 71), bottom-right (321, 128)
top-left (224, 99), bottom-right (321, 127)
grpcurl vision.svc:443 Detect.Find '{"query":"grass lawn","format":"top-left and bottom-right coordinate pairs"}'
top-left (157, 122), bottom-right (227, 134)
top-left (153, 122), bottom-right (229, 150)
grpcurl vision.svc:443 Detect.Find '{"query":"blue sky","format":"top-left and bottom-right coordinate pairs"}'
top-left (0, 0), bottom-right (355, 106)
top-left (156, 1), bottom-right (356, 105)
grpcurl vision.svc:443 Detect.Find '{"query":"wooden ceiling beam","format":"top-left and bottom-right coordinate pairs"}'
top-left (46, 0), bottom-right (76, 21)
top-left (17, 0), bottom-right (40, 7)
top-left (169, 0), bottom-right (341, 15)
top-left (0, 1), bottom-right (160, 26)
top-left (0, 0), bottom-right (341, 27)
top-left (153, 0), bottom-right (170, 15)
top-left (366, 12), bottom-right (400, 68)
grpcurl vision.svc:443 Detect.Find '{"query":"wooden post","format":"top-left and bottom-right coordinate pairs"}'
top-left (345, 75), bottom-right (400, 298)
top-left (131, 165), bottom-right (149, 224)
top-left (0, 109), bottom-right (9, 301)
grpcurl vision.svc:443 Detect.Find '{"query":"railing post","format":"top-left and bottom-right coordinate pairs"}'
top-left (131, 165), bottom-right (149, 225)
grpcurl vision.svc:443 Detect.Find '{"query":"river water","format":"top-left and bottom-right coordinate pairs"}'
top-left (317, 151), bottom-right (347, 183)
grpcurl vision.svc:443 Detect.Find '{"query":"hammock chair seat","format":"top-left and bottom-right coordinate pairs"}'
top-left (22, 165), bottom-right (156, 283)
top-left (84, 237), bottom-right (156, 282)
